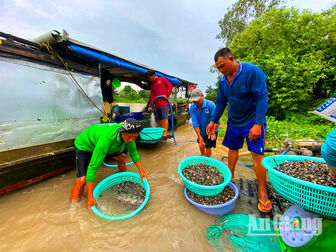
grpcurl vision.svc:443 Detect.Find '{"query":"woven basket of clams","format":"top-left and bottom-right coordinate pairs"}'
top-left (178, 156), bottom-right (232, 196)
top-left (262, 155), bottom-right (336, 218)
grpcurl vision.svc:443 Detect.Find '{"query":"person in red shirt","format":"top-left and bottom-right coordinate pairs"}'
top-left (146, 70), bottom-right (174, 139)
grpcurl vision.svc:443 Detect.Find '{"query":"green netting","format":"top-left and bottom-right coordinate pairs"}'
top-left (207, 214), bottom-right (282, 252)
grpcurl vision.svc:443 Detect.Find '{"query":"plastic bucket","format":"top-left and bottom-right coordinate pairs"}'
top-left (184, 182), bottom-right (239, 215)
top-left (118, 106), bottom-right (130, 115)
top-left (140, 127), bottom-right (165, 141)
top-left (112, 78), bottom-right (121, 88)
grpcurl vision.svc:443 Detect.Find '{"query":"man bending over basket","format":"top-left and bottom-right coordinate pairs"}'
top-left (70, 118), bottom-right (148, 209)
top-left (189, 88), bottom-right (219, 157)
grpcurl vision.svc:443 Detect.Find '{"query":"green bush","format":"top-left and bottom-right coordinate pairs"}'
top-left (113, 97), bottom-right (147, 103)
top-left (217, 112), bottom-right (334, 141)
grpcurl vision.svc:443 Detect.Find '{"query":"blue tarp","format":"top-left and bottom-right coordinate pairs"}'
top-left (68, 44), bottom-right (182, 86)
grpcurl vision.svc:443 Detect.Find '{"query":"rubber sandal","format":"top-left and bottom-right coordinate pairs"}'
top-left (258, 199), bottom-right (272, 213)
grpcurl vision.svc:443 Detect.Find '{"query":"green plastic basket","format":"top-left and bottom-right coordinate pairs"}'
top-left (178, 156), bottom-right (232, 196)
top-left (262, 155), bottom-right (336, 218)
top-left (91, 172), bottom-right (150, 220)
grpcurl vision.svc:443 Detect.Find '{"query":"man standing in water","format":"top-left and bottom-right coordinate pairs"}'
top-left (70, 118), bottom-right (147, 209)
top-left (146, 70), bottom-right (174, 140)
top-left (189, 88), bottom-right (219, 157)
top-left (206, 48), bottom-right (271, 213)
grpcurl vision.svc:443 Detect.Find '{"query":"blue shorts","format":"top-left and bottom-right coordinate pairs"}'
top-left (222, 121), bottom-right (266, 155)
top-left (154, 105), bottom-right (169, 120)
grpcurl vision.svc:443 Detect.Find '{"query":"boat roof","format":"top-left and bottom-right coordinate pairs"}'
top-left (0, 30), bottom-right (198, 90)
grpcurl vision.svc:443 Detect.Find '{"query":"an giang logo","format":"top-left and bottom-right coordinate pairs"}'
top-left (122, 120), bottom-right (141, 130)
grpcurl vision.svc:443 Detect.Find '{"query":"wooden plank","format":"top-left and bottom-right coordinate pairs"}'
top-left (0, 147), bottom-right (75, 171)
top-left (0, 148), bottom-right (75, 194)
top-left (0, 40), bottom-right (98, 75)
top-left (0, 31), bottom-right (41, 49)
top-left (0, 140), bottom-right (74, 163)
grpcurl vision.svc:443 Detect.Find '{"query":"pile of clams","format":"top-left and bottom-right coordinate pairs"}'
top-left (182, 164), bottom-right (223, 186)
top-left (274, 160), bottom-right (336, 187)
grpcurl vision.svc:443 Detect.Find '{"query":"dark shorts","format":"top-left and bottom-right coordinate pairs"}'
top-left (154, 105), bottom-right (169, 120)
top-left (75, 147), bottom-right (127, 178)
top-left (222, 121), bottom-right (266, 155)
top-left (198, 132), bottom-right (218, 148)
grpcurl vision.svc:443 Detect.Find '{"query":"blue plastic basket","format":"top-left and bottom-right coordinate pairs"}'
top-left (178, 156), bottom-right (232, 196)
top-left (262, 155), bottom-right (336, 218)
top-left (140, 127), bottom-right (165, 141)
top-left (118, 106), bottom-right (130, 115)
top-left (184, 182), bottom-right (238, 215)
top-left (91, 172), bottom-right (150, 220)
top-left (103, 161), bottom-right (134, 169)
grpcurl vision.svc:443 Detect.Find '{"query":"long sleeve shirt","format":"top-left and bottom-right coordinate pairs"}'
top-left (212, 62), bottom-right (268, 127)
top-left (190, 99), bottom-right (219, 137)
top-left (149, 77), bottom-right (174, 109)
top-left (74, 123), bottom-right (140, 182)
top-left (321, 128), bottom-right (336, 167)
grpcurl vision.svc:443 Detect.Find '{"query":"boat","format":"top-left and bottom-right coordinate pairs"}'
top-left (0, 30), bottom-right (197, 194)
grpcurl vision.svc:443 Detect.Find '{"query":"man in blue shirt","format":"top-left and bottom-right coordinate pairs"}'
top-left (321, 128), bottom-right (336, 181)
top-left (206, 48), bottom-right (271, 213)
top-left (189, 89), bottom-right (219, 157)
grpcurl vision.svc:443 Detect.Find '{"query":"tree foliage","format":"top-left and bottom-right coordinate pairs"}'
top-left (138, 89), bottom-right (150, 99)
top-left (120, 85), bottom-right (140, 100)
top-left (229, 7), bottom-right (336, 119)
top-left (217, 0), bottom-right (287, 45)
top-left (119, 86), bottom-right (150, 100)
top-left (205, 84), bottom-right (218, 103)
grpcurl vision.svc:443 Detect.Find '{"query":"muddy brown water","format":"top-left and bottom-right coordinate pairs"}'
top-left (0, 123), bottom-right (257, 251)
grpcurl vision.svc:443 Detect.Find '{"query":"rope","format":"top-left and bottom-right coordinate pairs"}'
top-left (43, 42), bottom-right (107, 117)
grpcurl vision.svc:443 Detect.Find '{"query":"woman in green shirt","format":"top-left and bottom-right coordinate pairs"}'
top-left (70, 118), bottom-right (147, 209)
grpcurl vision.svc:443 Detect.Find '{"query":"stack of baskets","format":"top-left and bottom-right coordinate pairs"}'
top-left (178, 156), bottom-right (238, 215)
